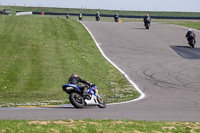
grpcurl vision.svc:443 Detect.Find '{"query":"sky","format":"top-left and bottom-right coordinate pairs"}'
top-left (0, 0), bottom-right (200, 12)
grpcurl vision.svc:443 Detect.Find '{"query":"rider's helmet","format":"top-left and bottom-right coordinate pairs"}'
top-left (188, 29), bottom-right (192, 31)
top-left (71, 73), bottom-right (78, 77)
top-left (146, 14), bottom-right (149, 16)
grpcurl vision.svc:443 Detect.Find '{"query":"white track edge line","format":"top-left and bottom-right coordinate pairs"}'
top-left (80, 21), bottom-right (145, 105)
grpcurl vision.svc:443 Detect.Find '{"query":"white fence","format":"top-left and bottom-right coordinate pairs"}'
top-left (16, 11), bottom-right (32, 16)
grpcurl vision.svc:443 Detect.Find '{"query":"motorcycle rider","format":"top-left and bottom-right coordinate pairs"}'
top-left (143, 14), bottom-right (151, 26)
top-left (66, 14), bottom-right (70, 19)
top-left (185, 29), bottom-right (196, 44)
top-left (114, 13), bottom-right (119, 22)
top-left (96, 12), bottom-right (100, 21)
top-left (68, 74), bottom-right (93, 99)
top-left (79, 14), bottom-right (83, 20)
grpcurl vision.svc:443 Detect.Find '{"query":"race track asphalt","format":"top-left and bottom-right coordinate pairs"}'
top-left (1, 21), bottom-right (200, 121)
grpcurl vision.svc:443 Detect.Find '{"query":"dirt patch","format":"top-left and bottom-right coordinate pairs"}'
top-left (152, 131), bottom-right (164, 133)
top-left (53, 121), bottom-right (69, 125)
top-left (28, 119), bottom-right (75, 126)
top-left (126, 122), bottom-right (135, 125)
top-left (112, 121), bottom-right (124, 124)
top-left (53, 119), bottom-right (75, 125)
top-left (68, 119), bottom-right (74, 124)
top-left (133, 130), bottom-right (144, 133)
top-left (28, 121), bottom-right (51, 125)
top-left (162, 126), bottom-right (176, 130)
top-left (77, 120), bottom-right (84, 123)
top-left (50, 128), bottom-right (60, 133)
top-left (89, 122), bottom-right (98, 126)
top-left (0, 129), bottom-right (6, 133)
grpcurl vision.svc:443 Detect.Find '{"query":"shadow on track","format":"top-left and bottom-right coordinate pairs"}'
top-left (171, 46), bottom-right (200, 59)
top-left (0, 104), bottom-right (101, 110)
top-left (44, 106), bottom-right (99, 109)
top-left (131, 27), bottom-right (146, 30)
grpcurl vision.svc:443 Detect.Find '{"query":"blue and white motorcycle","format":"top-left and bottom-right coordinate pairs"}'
top-left (62, 84), bottom-right (106, 108)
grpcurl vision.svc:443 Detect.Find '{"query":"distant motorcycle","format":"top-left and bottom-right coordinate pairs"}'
top-left (62, 84), bottom-right (106, 108)
top-left (96, 16), bottom-right (100, 21)
top-left (114, 17), bottom-right (119, 22)
top-left (66, 14), bottom-right (70, 19)
top-left (114, 15), bottom-right (119, 22)
top-left (144, 21), bottom-right (150, 29)
top-left (144, 15), bottom-right (151, 30)
top-left (79, 16), bottom-right (83, 21)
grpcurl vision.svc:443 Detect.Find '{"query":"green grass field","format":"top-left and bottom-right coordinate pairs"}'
top-left (168, 21), bottom-right (200, 31)
top-left (0, 119), bottom-right (200, 133)
top-left (0, 15), bottom-right (139, 107)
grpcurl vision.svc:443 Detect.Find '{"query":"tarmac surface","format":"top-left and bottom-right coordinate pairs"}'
top-left (1, 21), bottom-right (200, 121)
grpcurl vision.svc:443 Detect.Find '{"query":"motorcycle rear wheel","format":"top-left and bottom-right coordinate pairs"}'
top-left (189, 38), bottom-right (195, 48)
top-left (191, 40), bottom-right (195, 48)
top-left (97, 95), bottom-right (106, 108)
top-left (145, 24), bottom-right (149, 29)
top-left (69, 93), bottom-right (85, 108)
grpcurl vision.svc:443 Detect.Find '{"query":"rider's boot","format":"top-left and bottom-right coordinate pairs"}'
top-left (82, 88), bottom-right (91, 100)
top-left (83, 94), bottom-right (90, 100)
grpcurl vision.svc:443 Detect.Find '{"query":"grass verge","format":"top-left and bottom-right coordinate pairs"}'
top-left (0, 119), bottom-right (200, 133)
top-left (167, 21), bottom-right (200, 31)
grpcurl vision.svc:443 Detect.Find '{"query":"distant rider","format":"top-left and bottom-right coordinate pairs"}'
top-left (143, 14), bottom-right (151, 26)
top-left (96, 12), bottom-right (100, 21)
top-left (185, 29), bottom-right (196, 44)
top-left (79, 14), bottom-right (83, 20)
top-left (114, 13), bottom-right (119, 22)
top-left (68, 74), bottom-right (93, 99)
top-left (66, 14), bottom-right (70, 19)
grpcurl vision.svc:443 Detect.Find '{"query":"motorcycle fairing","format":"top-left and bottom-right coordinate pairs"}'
top-left (89, 85), bottom-right (98, 97)
top-left (85, 94), bottom-right (99, 105)
top-left (62, 84), bottom-right (81, 94)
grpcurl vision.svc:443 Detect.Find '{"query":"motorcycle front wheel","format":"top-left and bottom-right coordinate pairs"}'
top-left (97, 95), bottom-right (106, 108)
top-left (69, 93), bottom-right (85, 108)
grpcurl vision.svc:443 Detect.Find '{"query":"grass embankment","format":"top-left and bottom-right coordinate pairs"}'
top-left (168, 21), bottom-right (200, 31)
top-left (0, 119), bottom-right (200, 133)
top-left (0, 15), bottom-right (139, 106)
